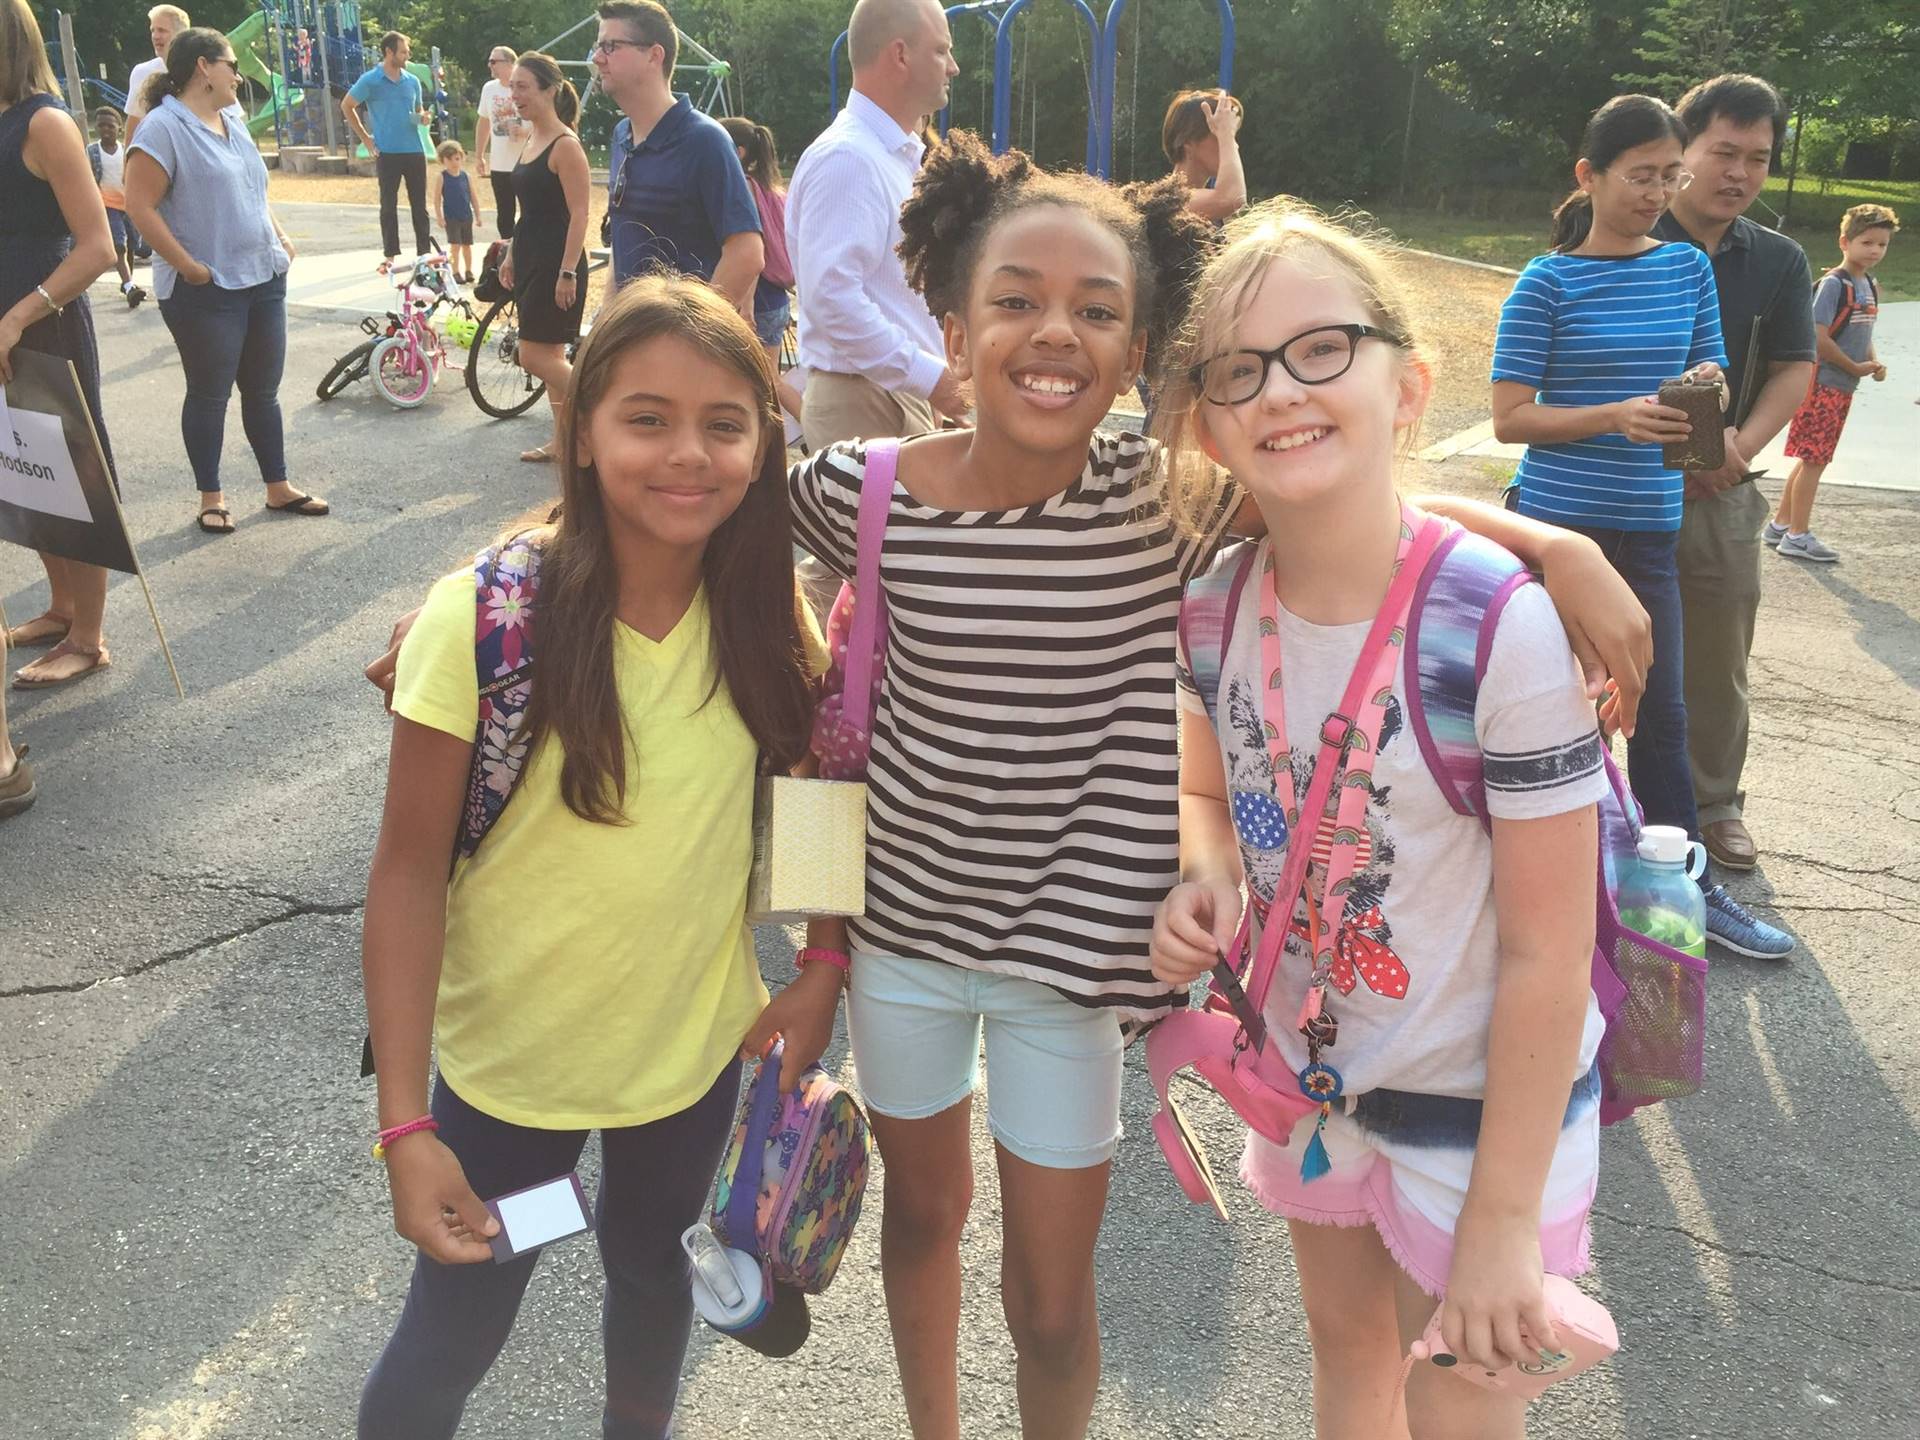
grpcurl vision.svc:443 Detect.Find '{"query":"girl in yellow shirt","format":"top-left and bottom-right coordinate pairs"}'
top-left (357, 275), bottom-right (843, 1440)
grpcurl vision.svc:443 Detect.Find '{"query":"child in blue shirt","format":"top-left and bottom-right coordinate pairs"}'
top-left (432, 139), bottom-right (480, 283)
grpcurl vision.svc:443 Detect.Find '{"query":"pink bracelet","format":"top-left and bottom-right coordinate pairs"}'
top-left (796, 946), bottom-right (851, 974)
top-left (372, 1115), bottom-right (438, 1160)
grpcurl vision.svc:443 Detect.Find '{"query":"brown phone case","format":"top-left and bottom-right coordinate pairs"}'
top-left (1659, 379), bottom-right (1725, 470)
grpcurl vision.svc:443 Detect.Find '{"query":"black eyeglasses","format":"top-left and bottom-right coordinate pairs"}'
top-left (1193, 323), bottom-right (1406, 406)
top-left (591, 38), bottom-right (656, 58)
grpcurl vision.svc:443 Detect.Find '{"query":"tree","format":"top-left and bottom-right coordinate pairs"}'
top-left (1389, 0), bottom-right (1659, 155)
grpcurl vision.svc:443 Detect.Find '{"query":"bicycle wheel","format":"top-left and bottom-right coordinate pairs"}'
top-left (466, 296), bottom-right (547, 419)
top-left (371, 335), bottom-right (434, 409)
top-left (317, 339), bottom-right (375, 401)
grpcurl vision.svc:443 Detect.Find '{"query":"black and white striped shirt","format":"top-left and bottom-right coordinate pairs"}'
top-left (789, 435), bottom-right (1241, 1026)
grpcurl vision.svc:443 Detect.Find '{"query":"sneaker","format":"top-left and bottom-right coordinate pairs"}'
top-left (1762, 521), bottom-right (1788, 546)
top-left (1778, 531), bottom-right (1839, 563)
top-left (1702, 883), bottom-right (1794, 959)
top-left (125, 284), bottom-right (147, 310)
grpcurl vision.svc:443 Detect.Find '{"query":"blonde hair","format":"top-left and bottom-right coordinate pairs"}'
top-left (149, 5), bottom-right (190, 28)
top-left (1840, 203), bottom-right (1900, 242)
top-left (1153, 200), bottom-right (1429, 537)
top-left (0, 0), bottom-right (59, 106)
top-left (436, 138), bottom-right (464, 161)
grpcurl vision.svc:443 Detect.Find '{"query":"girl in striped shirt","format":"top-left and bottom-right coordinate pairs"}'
top-left (785, 131), bottom-right (1649, 1439)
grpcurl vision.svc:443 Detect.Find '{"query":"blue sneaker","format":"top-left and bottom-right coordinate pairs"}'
top-left (1702, 884), bottom-right (1794, 959)
top-left (1762, 520), bottom-right (1788, 547)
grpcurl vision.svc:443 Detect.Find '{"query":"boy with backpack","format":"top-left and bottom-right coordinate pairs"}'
top-left (1770, 203), bottom-right (1900, 562)
top-left (87, 108), bottom-right (147, 310)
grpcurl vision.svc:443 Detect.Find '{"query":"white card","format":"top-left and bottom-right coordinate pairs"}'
top-left (494, 1174), bottom-right (589, 1252)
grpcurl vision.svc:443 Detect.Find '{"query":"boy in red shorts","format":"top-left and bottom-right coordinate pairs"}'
top-left (1770, 203), bottom-right (1899, 562)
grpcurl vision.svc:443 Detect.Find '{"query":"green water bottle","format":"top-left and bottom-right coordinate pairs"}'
top-left (1617, 824), bottom-right (1707, 959)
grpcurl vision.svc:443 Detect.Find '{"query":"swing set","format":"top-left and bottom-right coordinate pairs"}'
top-left (825, 0), bottom-right (1234, 179)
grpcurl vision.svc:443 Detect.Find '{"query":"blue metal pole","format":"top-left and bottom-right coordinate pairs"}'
top-left (1100, 0), bottom-right (1234, 174)
top-left (940, 2), bottom-right (1004, 139)
top-left (992, 0), bottom-right (1103, 172)
top-left (828, 28), bottom-right (847, 120)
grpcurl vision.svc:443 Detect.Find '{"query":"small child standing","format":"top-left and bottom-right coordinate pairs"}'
top-left (87, 108), bottom-right (147, 309)
top-left (432, 138), bottom-right (480, 282)
top-left (1770, 203), bottom-right (1899, 563)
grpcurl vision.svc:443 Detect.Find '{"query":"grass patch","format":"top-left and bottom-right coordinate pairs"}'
top-left (1370, 176), bottom-right (1920, 300)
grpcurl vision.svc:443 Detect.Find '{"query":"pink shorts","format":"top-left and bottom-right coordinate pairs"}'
top-left (1241, 1074), bottom-right (1600, 1297)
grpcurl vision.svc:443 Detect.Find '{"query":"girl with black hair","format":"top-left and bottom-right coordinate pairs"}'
top-left (720, 114), bottom-right (803, 422)
top-left (358, 275), bottom-right (836, 1439)
top-left (783, 129), bottom-right (1652, 1439)
top-left (1491, 94), bottom-right (1725, 851)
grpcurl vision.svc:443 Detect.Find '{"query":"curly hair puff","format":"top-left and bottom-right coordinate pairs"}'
top-left (895, 129), bottom-right (1220, 382)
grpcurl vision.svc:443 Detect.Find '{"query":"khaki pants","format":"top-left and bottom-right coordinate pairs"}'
top-left (801, 370), bottom-right (938, 452)
top-left (796, 372), bottom-right (938, 622)
top-left (1676, 480), bottom-right (1767, 825)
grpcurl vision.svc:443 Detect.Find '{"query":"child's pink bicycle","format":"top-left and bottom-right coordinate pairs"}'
top-left (317, 250), bottom-right (475, 410)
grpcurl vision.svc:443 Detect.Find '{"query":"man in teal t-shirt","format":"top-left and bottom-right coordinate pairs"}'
top-left (343, 31), bottom-right (432, 265)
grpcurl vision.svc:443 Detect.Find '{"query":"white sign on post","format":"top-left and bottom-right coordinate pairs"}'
top-left (0, 404), bottom-right (91, 523)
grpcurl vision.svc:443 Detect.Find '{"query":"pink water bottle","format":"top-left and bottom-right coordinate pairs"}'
top-left (1408, 1275), bottom-right (1619, 1398)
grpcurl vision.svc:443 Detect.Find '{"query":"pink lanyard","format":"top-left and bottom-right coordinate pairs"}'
top-left (1237, 509), bottom-right (1443, 1174)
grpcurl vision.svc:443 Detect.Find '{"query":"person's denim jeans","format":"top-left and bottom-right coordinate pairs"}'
top-left (1565, 524), bottom-right (1700, 841)
top-left (155, 270), bottom-right (288, 493)
top-left (357, 1059), bottom-right (742, 1440)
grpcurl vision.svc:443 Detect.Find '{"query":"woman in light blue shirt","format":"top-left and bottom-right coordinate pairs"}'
top-left (125, 26), bottom-right (329, 534)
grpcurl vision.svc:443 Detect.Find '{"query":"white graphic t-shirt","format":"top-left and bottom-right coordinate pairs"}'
top-left (1176, 561), bottom-right (1610, 1099)
top-left (478, 79), bottom-right (529, 174)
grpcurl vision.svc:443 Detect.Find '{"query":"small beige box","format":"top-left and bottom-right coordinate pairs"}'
top-left (746, 775), bottom-right (868, 923)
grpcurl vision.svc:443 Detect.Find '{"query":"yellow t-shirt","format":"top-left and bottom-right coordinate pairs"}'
top-left (393, 569), bottom-right (766, 1129)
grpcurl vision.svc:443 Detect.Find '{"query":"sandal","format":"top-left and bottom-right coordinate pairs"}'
top-left (266, 491), bottom-right (331, 516)
top-left (519, 444), bottom-right (558, 464)
top-left (0, 743), bottom-right (33, 820)
top-left (197, 507), bottom-right (235, 534)
top-left (12, 638), bottom-right (110, 690)
top-left (4, 612), bottom-right (71, 648)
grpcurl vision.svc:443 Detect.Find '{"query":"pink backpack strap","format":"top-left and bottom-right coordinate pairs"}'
top-left (841, 440), bottom-right (899, 736)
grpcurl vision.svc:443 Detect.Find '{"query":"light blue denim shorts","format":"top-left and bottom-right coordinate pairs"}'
top-left (846, 951), bottom-right (1124, 1169)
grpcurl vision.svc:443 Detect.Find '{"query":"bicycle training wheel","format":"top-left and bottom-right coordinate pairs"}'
top-left (466, 296), bottom-right (547, 419)
top-left (370, 335), bottom-right (434, 409)
top-left (317, 339), bottom-right (375, 401)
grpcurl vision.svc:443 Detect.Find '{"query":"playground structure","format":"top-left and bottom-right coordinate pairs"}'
top-left (827, 0), bottom-right (1234, 179)
top-left (247, 1), bottom-right (450, 157)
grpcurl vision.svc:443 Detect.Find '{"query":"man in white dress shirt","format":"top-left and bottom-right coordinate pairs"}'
top-left (787, 0), bottom-right (967, 451)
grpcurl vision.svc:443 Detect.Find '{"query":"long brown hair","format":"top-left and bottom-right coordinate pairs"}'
top-left (0, 0), bottom-right (59, 106)
top-left (720, 116), bottom-right (783, 191)
top-left (519, 275), bottom-right (814, 825)
top-left (514, 51), bottom-right (580, 130)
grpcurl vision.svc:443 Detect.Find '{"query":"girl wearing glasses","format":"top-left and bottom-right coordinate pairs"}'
top-left (1489, 94), bottom-right (1726, 857)
top-left (1152, 202), bottom-right (1611, 1440)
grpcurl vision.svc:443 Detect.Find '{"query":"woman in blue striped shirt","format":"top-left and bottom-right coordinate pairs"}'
top-left (1490, 94), bottom-right (1724, 842)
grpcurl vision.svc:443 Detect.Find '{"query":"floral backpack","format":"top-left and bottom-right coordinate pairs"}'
top-left (1179, 524), bottom-right (1707, 1126)
top-left (709, 1041), bottom-right (872, 1295)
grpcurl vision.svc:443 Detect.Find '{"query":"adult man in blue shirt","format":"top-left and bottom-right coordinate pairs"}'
top-left (591, 1), bottom-right (762, 313)
top-left (343, 31), bottom-right (433, 267)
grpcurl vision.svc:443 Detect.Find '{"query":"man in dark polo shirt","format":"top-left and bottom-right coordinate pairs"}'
top-left (591, 0), bottom-right (762, 312)
top-left (1653, 74), bottom-right (1813, 957)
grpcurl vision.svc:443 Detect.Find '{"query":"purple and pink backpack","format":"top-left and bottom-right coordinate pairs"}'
top-left (1179, 523), bottom-right (1707, 1126)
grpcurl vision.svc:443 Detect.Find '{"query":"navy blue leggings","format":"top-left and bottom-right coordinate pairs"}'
top-left (357, 1059), bottom-right (742, 1440)
top-left (1564, 523), bottom-right (1700, 843)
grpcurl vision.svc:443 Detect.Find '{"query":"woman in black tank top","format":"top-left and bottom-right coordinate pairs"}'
top-left (500, 53), bottom-right (588, 464)
top-left (0, 11), bottom-right (119, 701)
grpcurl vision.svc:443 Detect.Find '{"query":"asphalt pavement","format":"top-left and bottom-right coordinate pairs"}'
top-left (1, 203), bottom-right (1916, 1439)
